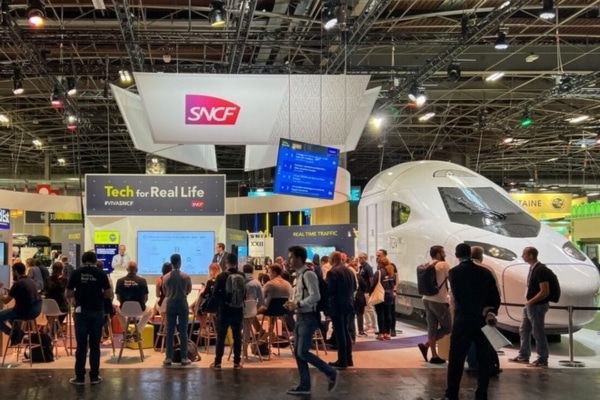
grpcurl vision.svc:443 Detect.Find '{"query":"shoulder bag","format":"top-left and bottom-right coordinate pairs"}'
top-left (368, 271), bottom-right (385, 306)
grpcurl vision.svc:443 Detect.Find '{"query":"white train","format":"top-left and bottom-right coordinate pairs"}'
top-left (357, 160), bottom-right (600, 333)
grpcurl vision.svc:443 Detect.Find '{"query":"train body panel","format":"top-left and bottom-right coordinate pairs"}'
top-left (358, 160), bottom-right (600, 333)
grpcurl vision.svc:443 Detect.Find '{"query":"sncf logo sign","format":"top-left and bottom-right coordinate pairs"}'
top-left (185, 95), bottom-right (241, 125)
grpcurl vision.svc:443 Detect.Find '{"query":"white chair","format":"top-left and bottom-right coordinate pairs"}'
top-left (228, 299), bottom-right (263, 362)
top-left (41, 298), bottom-right (70, 357)
top-left (117, 301), bottom-right (145, 362)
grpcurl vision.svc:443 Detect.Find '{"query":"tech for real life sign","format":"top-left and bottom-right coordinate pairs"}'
top-left (85, 174), bottom-right (225, 216)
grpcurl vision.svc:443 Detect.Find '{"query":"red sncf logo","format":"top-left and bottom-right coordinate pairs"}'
top-left (191, 200), bottom-right (205, 208)
top-left (185, 95), bottom-right (241, 125)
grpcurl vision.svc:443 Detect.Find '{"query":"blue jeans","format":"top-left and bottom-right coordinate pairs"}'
top-left (293, 312), bottom-right (335, 390)
top-left (518, 302), bottom-right (549, 362)
top-left (0, 308), bottom-right (21, 335)
top-left (74, 310), bottom-right (105, 380)
top-left (166, 298), bottom-right (189, 361)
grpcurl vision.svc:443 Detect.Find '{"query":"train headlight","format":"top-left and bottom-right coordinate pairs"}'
top-left (562, 241), bottom-right (587, 261)
top-left (464, 241), bottom-right (517, 261)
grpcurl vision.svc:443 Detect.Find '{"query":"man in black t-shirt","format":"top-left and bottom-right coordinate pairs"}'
top-left (67, 251), bottom-right (112, 386)
top-left (0, 262), bottom-right (39, 345)
top-left (115, 261), bottom-right (152, 333)
top-left (509, 246), bottom-right (551, 367)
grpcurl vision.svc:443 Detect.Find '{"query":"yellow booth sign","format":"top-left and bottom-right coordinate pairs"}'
top-left (94, 231), bottom-right (120, 244)
top-left (510, 193), bottom-right (572, 218)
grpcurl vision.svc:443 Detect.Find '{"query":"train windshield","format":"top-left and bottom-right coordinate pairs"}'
top-left (439, 187), bottom-right (540, 238)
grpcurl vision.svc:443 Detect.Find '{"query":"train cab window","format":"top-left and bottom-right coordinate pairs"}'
top-left (391, 201), bottom-right (411, 227)
top-left (439, 187), bottom-right (540, 238)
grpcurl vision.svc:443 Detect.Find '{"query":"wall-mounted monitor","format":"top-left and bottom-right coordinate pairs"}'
top-left (305, 245), bottom-right (336, 262)
top-left (274, 138), bottom-right (339, 200)
top-left (137, 231), bottom-right (215, 275)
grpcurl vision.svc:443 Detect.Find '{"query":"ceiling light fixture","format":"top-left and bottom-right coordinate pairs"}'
top-left (119, 69), bottom-right (132, 83)
top-left (408, 86), bottom-right (427, 107)
top-left (57, 158), bottom-right (66, 164)
top-left (525, 53), bottom-right (539, 63)
top-left (322, 2), bottom-right (339, 30)
top-left (32, 139), bottom-right (42, 147)
top-left (162, 52), bottom-right (172, 63)
top-left (540, 0), bottom-right (555, 20)
top-left (486, 71), bottom-right (505, 82)
top-left (50, 85), bottom-right (63, 108)
top-left (418, 112), bottom-right (435, 122)
top-left (494, 30), bottom-right (508, 50)
top-left (26, 0), bottom-right (45, 28)
top-left (209, 1), bottom-right (226, 27)
top-left (66, 115), bottom-right (78, 131)
top-left (0, 114), bottom-right (9, 124)
top-left (447, 63), bottom-right (461, 82)
top-left (13, 67), bottom-right (24, 95)
top-left (566, 115), bottom-right (589, 124)
top-left (66, 77), bottom-right (77, 96)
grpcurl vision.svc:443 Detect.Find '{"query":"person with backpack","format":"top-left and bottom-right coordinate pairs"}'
top-left (210, 253), bottom-right (245, 370)
top-left (417, 245), bottom-right (452, 364)
top-left (284, 245), bottom-right (339, 396)
top-left (509, 246), bottom-right (553, 368)
top-left (371, 256), bottom-right (397, 341)
top-left (162, 253), bottom-right (193, 367)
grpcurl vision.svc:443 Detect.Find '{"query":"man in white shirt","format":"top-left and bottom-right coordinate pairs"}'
top-left (111, 244), bottom-right (130, 279)
top-left (418, 245), bottom-right (452, 364)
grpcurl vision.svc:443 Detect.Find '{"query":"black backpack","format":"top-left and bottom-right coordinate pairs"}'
top-left (416, 261), bottom-right (446, 296)
top-left (27, 333), bottom-right (54, 363)
top-left (225, 272), bottom-right (246, 308)
top-left (539, 264), bottom-right (561, 303)
top-left (301, 269), bottom-right (330, 316)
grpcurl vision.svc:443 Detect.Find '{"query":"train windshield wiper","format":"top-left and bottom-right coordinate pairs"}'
top-left (447, 194), bottom-right (507, 220)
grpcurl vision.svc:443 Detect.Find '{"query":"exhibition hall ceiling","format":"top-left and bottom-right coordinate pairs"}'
top-left (1, 0), bottom-right (600, 193)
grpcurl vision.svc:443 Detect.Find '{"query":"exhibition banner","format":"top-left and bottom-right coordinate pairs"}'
top-left (273, 224), bottom-right (357, 261)
top-left (510, 193), bottom-right (572, 214)
top-left (25, 211), bottom-right (83, 225)
top-left (85, 174), bottom-right (225, 216)
top-left (95, 244), bottom-right (118, 274)
top-left (94, 231), bottom-right (120, 244)
top-left (0, 208), bottom-right (10, 230)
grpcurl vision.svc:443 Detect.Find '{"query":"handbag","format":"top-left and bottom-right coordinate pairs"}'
top-left (368, 271), bottom-right (385, 306)
top-left (200, 295), bottom-right (218, 314)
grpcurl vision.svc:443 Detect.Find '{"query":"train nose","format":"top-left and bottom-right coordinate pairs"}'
top-left (503, 262), bottom-right (599, 333)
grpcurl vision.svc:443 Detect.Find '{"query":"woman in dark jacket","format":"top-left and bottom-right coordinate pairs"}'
top-left (45, 261), bottom-right (69, 323)
top-left (371, 256), bottom-right (397, 340)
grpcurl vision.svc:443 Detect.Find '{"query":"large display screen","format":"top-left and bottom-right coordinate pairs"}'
top-left (137, 231), bottom-right (215, 275)
top-left (0, 242), bottom-right (6, 265)
top-left (306, 245), bottom-right (336, 262)
top-left (274, 138), bottom-right (339, 200)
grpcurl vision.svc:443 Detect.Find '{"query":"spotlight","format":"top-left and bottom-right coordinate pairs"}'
top-left (67, 117), bottom-right (78, 131)
top-left (540, 0), bottom-right (555, 20)
top-left (163, 52), bottom-right (172, 63)
top-left (447, 63), bottom-right (461, 82)
top-left (323, 3), bottom-right (338, 30)
top-left (57, 158), bottom-right (66, 165)
top-left (26, 0), bottom-right (45, 28)
top-left (558, 75), bottom-right (573, 92)
top-left (408, 86), bottom-right (427, 107)
top-left (494, 31), bottom-right (508, 50)
top-left (32, 139), bottom-right (42, 147)
top-left (66, 77), bottom-right (77, 96)
top-left (520, 110), bottom-right (533, 127)
top-left (209, 1), bottom-right (226, 27)
top-left (119, 69), bottom-right (132, 83)
top-left (50, 85), bottom-right (63, 108)
top-left (13, 68), bottom-right (24, 95)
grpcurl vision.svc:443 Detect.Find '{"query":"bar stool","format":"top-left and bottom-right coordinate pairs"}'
top-left (117, 301), bottom-right (145, 362)
top-left (259, 298), bottom-right (293, 360)
top-left (103, 313), bottom-right (116, 356)
top-left (313, 328), bottom-right (327, 355)
top-left (154, 300), bottom-right (179, 353)
top-left (228, 299), bottom-right (262, 362)
top-left (2, 299), bottom-right (44, 367)
top-left (199, 313), bottom-right (218, 354)
top-left (41, 298), bottom-right (70, 358)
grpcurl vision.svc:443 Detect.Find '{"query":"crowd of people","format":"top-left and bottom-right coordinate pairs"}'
top-left (0, 242), bottom-right (556, 399)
